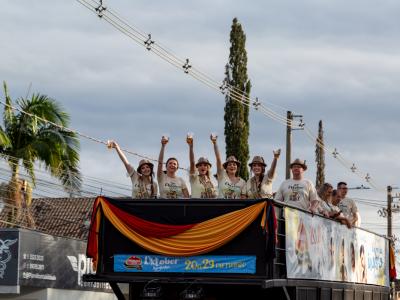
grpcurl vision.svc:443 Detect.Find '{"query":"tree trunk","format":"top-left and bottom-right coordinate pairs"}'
top-left (7, 162), bottom-right (35, 229)
top-left (6, 162), bottom-right (21, 226)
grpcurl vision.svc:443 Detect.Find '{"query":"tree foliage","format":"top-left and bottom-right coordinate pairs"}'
top-left (315, 120), bottom-right (325, 189)
top-left (224, 18), bottom-right (251, 180)
top-left (0, 82), bottom-right (81, 225)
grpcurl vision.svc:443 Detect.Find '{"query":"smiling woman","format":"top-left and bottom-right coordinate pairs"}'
top-left (187, 134), bottom-right (217, 199)
top-left (157, 136), bottom-right (189, 199)
top-left (108, 140), bottom-right (157, 199)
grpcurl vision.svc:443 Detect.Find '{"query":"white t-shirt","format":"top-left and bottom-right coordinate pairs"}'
top-left (130, 171), bottom-right (158, 199)
top-left (190, 174), bottom-right (217, 198)
top-left (158, 173), bottom-right (188, 199)
top-left (217, 170), bottom-right (246, 199)
top-left (274, 178), bottom-right (318, 211)
top-left (338, 197), bottom-right (360, 225)
top-left (318, 199), bottom-right (340, 215)
top-left (243, 175), bottom-right (274, 199)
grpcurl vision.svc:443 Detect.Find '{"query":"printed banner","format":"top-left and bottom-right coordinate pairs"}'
top-left (0, 229), bottom-right (111, 292)
top-left (285, 207), bottom-right (389, 286)
top-left (114, 255), bottom-right (256, 274)
top-left (396, 245), bottom-right (400, 280)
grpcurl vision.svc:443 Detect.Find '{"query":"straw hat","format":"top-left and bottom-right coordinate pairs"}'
top-left (195, 157), bottom-right (212, 168)
top-left (290, 158), bottom-right (307, 170)
top-left (249, 156), bottom-right (267, 167)
top-left (137, 159), bottom-right (154, 173)
top-left (223, 156), bottom-right (241, 169)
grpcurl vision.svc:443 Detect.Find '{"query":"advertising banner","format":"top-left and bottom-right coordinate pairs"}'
top-left (285, 207), bottom-right (389, 286)
top-left (18, 230), bottom-right (110, 291)
top-left (0, 230), bottom-right (19, 286)
top-left (0, 229), bottom-right (111, 293)
top-left (114, 255), bottom-right (256, 274)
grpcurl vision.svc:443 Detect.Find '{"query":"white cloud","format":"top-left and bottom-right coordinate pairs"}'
top-left (0, 0), bottom-right (399, 235)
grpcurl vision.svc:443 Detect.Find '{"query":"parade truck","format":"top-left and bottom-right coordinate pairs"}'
top-left (83, 197), bottom-right (391, 300)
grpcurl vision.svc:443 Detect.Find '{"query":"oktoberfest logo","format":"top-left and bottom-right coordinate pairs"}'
top-left (124, 256), bottom-right (142, 270)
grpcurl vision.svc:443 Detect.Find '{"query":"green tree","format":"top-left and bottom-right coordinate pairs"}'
top-left (0, 82), bottom-right (81, 225)
top-left (224, 18), bottom-right (251, 180)
top-left (315, 120), bottom-right (325, 189)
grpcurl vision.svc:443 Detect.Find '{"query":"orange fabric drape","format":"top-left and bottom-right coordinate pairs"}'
top-left (101, 200), bottom-right (266, 256)
top-left (89, 198), bottom-right (267, 269)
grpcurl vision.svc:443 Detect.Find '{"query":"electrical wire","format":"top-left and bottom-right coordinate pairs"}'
top-left (73, 0), bottom-right (387, 192)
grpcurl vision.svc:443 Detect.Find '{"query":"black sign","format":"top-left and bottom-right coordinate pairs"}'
top-left (0, 229), bottom-right (111, 292)
top-left (0, 230), bottom-right (19, 286)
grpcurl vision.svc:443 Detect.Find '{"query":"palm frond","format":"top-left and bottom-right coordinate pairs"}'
top-left (0, 126), bottom-right (11, 148)
top-left (2, 81), bottom-right (16, 130)
top-left (0, 85), bottom-right (81, 196)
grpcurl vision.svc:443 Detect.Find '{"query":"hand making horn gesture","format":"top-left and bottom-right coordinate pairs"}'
top-left (273, 149), bottom-right (281, 159)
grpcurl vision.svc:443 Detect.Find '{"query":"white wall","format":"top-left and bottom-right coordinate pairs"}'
top-left (0, 287), bottom-right (117, 300)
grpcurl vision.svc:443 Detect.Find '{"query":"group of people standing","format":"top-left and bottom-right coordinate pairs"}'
top-left (274, 158), bottom-right (360, 227)
top-left (108, 135), bottom-right (360, 228)
top-left (108, 135), bottom-right (279, 201)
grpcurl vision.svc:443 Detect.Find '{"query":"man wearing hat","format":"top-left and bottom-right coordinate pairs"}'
top-left (108, 140), bottom-right (158, 198)
top-left (187, 136), bottom-right (217, 198)
top-left (242, 149), bottom-right (281, 199)
top-left (274, 158), bottom-right (319, 212)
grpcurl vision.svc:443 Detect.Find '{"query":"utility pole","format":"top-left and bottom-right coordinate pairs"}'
top-left (377, 186), bottom-right (400, 298)
top-left (378, 186), bottom-right (400, 229)
top-left (388, 186), bottom-right (393, 239)
top-left (285, 111), bottom-right (292, 179)
top-left (285, 111), bottom-right (304, 179)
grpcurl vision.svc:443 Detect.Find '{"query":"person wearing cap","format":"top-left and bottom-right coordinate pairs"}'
top-left (108, 141), bottom-right (157, 198)
top-left (337, 182), bottom-right (360, 227)
top-left (157, 136), bottom-right (189, 199)
top-left (187, 136), bottom-right (217, 198)
top-left (211, 135), bottom-right (246, 199)
top-left (242, 150), bottom-right (281, 199)
top-left (274, 158), bottom-right (319, 213)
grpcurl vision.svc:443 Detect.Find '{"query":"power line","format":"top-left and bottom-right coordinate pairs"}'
top-left (74, 0), bottom-right (385, 192)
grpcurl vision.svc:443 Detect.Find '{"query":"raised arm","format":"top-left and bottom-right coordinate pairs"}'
top-left (157, 136), bottom-right (168, 180)
top-left (211, 135), bottom-right (223, 174)
top-left (187, 136), bottom-right (195, 175)
top-left (267, 149), bottom-right (281, 179)
top-left (109, 140), bottom-right (134, 175)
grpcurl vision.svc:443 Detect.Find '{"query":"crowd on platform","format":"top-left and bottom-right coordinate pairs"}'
top-left (108, 135), bottom-right (360, 228)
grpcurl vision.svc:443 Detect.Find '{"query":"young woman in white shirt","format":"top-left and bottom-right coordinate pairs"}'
top-left (108, 141), bottom-right (157, 198)
top-left (242, 150), bottom-right (280, 199)
top-left (187, 135), bottom-right (217, 198)
top-left (211, 135), bottom-right (245, 199)
top-left (157, 136), bottom-right (189, 199)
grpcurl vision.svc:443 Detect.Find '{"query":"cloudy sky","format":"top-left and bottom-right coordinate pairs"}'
top-left (1, 0), bottom-right (399, 235)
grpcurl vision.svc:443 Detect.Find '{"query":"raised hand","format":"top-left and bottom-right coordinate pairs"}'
top-left (186, 132), bottom-right (193, 145)
top-left (210, 133), bottom-right (218, 144)
top-left (107, 140), bottom-right (117, 149)
top-left (273, 149), bottom-right (281, 159)
top-left (161, 135), bottom-right (169, 145)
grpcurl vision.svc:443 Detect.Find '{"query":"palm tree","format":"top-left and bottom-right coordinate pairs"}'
top-left (0, 82), bottom-right (81, 227)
